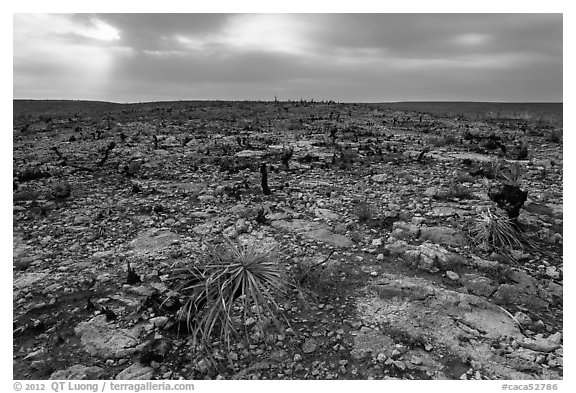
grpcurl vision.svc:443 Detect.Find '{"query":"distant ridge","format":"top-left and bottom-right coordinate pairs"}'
top-left (13, 99), bottom-right (562, 120)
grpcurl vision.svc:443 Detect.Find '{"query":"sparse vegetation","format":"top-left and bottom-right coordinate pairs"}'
top-left (548, 129), bottom-right (563, 144)
top-left (470, 208), bottom-right (527, 257)
top-left (353, 201), bottom-right (374, 223)
top-left (49, 180), bottom-right (71, 199)
top-left (170, 240), bottom-right (288, 350)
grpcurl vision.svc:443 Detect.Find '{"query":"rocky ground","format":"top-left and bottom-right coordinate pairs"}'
top-left (12, 100), bottom-right (563, 380)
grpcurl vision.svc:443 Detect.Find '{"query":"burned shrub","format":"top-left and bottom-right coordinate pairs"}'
top-left (17, 167), bottom-right (51, 182)
top-left (353, 201), bottom-right (374, 223)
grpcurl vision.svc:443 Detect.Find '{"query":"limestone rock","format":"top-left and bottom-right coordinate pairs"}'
top-left (461, 274), bottom-right (498, 297)
top-left (419, 226), bottom-right (467, 248)
top-left (492, 284), bottom-right (549, 310)
top-left (49, 365), bottom-right (105, 380)
top-left (519, 337), bottom-right (561, 353)
top-left (129, 229), bottom-right (179, 255)
top-left (303, 229), bottom-right (353, 248)
top-left (115, 362), bottom-right (154, 380)
top-left (302, 338), bottom-right (318, 354)
top-left (74, 315), bottom-right (142, 359)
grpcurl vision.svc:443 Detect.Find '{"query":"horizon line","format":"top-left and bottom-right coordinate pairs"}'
top-left (13, 98), bottom-right (564, 105)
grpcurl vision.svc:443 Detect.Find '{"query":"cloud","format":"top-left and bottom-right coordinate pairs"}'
top-left (13, 13), bottom-right (562, 102)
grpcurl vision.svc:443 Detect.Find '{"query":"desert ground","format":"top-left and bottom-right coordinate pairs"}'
top-left (13, 100), bottom-right (562, 380)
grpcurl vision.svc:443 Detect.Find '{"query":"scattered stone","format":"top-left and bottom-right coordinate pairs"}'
top-left (49, 365), bottom-right (105, 380)
top-left (513, 312), bottom-right (532, 327)
top-left (419, 226), bottom-right (467, 247)
top-left (14, 272), bottom-right (48, 290)
top-left (404, 243), bottom-right (464, 272)
top-left (149, 316), bottom-right (169, 328)
top-left (461, 274), bottom-right (498, 297)
top-left (303, 229), bottom-right (353, 248)
top-left (115, 362), bottom-right (154, 380)
top-left (129, 229), bottom-right (180, 255)
top-left (74, 315), bottom-right (142, 359)
top-left (519, 337), bottom-right (561, 353)
top-left (492, 284), bottom-right (549, 310)
top-left (302, 339), bottom-right (318, 354)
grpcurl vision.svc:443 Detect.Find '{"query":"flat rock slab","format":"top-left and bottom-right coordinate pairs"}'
top-left (355, 273), bottom-right (559, 379)
top-left (115, 362), bottom-right (154, 380)
top-left (303, 229), bottom-right (353, 248)
top-left (351, 329), bottom-right (394, 360)
top-left (13, 234), bottom-right (41, 270)
top-left (49, 365), bottom-right (105, 380)
top-left (419, 226), bottom-right (467, 247)
top-left (173, 182), bottom-right (206, 195)
top-left (314, 208), bottom-right (340, 221)
top-left (271, 219), bottom-right (327, 233)
top-left (430, 206), bottom-right (469, 217)
top-left (74, 315), bottom-right (143, 359)
top-left (271, 219), bottom-right (352, 247)
top-left (235, 150), bottom-right (265, 158)
top-left (448, 152), bottom-right (495, 163)
top-left (14, 272), bottom-right (48, 290)
top-left (129, 229), bottom-right (179, 255)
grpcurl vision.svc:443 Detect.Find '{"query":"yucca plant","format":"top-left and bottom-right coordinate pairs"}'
top-left (496, 161), bottom-right (526, 188)
top-left (470, 208), bottom-right (527, 257)
top-left (171, 240), bottom-right (288, 350)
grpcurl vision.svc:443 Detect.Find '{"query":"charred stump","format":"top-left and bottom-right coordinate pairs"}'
top-left (260, 163), bottom-right (272, 195)
top-left (281, 148), bottom-right (293, 170)
top-left (96, 142), bottom-right (116, 167)
top-left (488, 184), bottom-right (528, 220)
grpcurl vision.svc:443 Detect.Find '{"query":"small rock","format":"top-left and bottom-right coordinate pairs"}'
top-left (547, 332), bottom-right (562, 344)
top-left (513, 311), bottom-right (532, 326)
top-left (293, 354), bottom-right (302, 362)
top-left (519, 337), bottom-right (561, 353)
top-left (302, 339), bottom-right (318, 354)
top-left (393, 360), bottom-right (406, 370)
top-left (115, 362), bottom-right (154, 380)
top-left (150, 316), bottom-right (169, 328)
top-left (545, 266), bottom-right (560, 279)
top-left (196, 358), bottom-right (210, 374)
top-left (376, 353), bottom-right (387, 363)
top-left (49, 365), bottom-right (105, 380)
top-left (446, 271), bottom-right (460, 281)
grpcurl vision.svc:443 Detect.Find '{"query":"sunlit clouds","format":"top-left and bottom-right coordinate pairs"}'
top-left (13, 13), bottom-right (562, 102)
top-left (14, 14), bottom-right (132, 100)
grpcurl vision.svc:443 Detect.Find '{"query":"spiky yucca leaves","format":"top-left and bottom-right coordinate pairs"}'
top-left (173, 240), bottom-right (288, 350)
top-left (496, 161), bottom-right (526, 188)
top-left (470, 208), bottom-right (527, 257)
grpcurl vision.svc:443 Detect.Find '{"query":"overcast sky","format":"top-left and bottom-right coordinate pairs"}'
top-left (13, 13), bottom-right (562, 103)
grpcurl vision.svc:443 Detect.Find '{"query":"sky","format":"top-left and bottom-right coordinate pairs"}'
top-left (13, 13), bottom-right (563, 103)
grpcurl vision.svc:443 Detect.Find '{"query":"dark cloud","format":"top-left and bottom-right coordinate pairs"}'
top-left (13, 13), bottom-right (562, 102)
